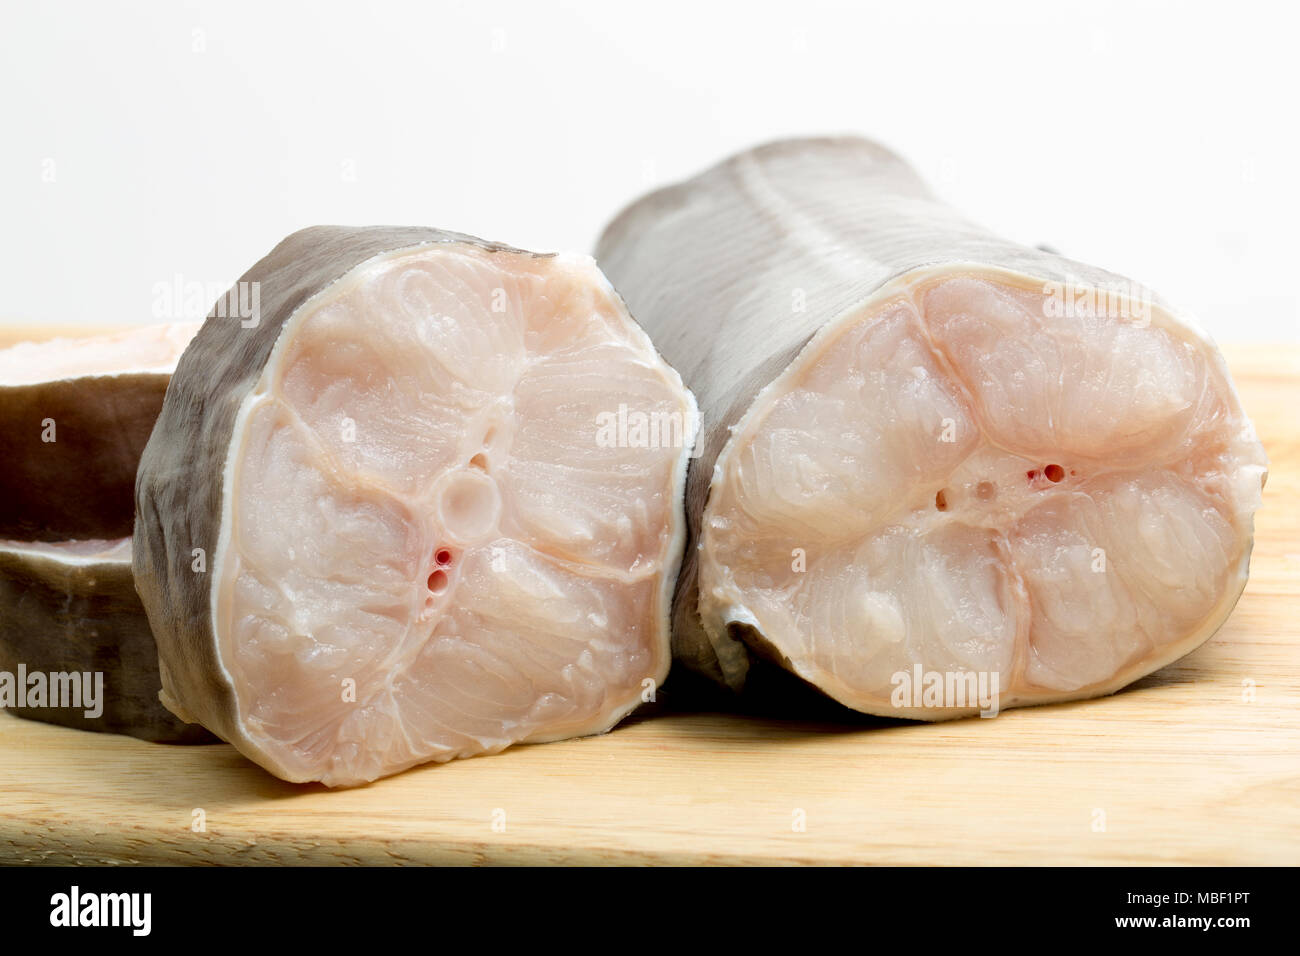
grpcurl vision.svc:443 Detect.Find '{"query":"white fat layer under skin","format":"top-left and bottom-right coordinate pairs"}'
top-left (700, 265), bottom-right (1267, 718)
top-left (0, 322), bottom-right (202, 387)
top-left (0, 538), bottom-right (132, 564)
top-left (212, 243), bottom-right (695, 786)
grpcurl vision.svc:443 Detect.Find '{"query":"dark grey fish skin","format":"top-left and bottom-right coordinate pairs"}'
top-left (0, 542), bottom-right (215, 743)
top-left (0, 373), bottom-right (169, 541)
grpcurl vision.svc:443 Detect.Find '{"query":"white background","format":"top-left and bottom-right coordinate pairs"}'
top-left (1, 0), bottom-right (1296, 341)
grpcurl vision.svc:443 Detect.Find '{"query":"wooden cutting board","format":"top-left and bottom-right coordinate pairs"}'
top-left (0, 331), bottom-right (1296, 866)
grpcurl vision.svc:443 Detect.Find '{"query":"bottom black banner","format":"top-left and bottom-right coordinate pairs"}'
top-left (0, 865), bottom-right (1286, 943)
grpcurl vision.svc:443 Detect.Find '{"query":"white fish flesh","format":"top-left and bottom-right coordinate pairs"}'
top-left (134, 226), bottom-right (697, 785)
top-left (595, 137), bottom-right (1267, 718)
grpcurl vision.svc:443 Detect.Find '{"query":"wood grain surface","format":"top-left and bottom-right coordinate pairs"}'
top-left (0, 332), bottom-right (1295, 866)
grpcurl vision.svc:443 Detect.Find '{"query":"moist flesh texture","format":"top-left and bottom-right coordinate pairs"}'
top-left (0, 322), bottom-right (201, 386)
top-left (209, 244), bottom-right (693, 785)
top-left (700, 268), bottom-right (1266, 717)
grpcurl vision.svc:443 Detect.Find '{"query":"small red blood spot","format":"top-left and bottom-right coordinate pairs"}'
top-left (1044, 464), bottom-right (1065, 483)
top-left (935, 489), bottom-right (948, 511)
top-left (1027, 470), bottom-right (1038, 482)
top-left (435, 548), bottom-right (452, 566)
top-left (427, 569), bottom-right (448, 593)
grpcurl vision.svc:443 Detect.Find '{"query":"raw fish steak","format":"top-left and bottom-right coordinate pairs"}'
top-left (0, 538), bottom-right (214, 742)
top-left (596, 138), bottom-right (1267, 718)
top-left (134, 226), bottom-right (696, 785)
top-left (0, 322), bottom-right (200, 540)
top-left (0, 324), bottom-right (211, 742)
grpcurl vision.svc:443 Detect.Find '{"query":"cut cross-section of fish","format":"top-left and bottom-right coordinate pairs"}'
top-left (596, 137), bottom-right (1267, 718)
top-left (0, 322), bottom-right (201, 540)
top-left (134, 226), bottom-right (696, 786)
top-left (0, 538), bottom-right (215, 743)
